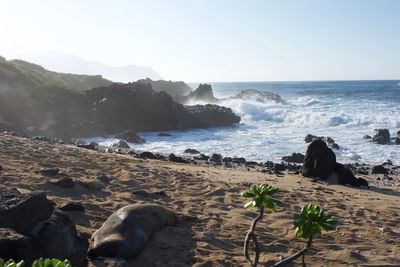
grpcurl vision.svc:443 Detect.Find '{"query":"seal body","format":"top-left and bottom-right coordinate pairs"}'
top-left (88, 203), bottom-right (179, 259)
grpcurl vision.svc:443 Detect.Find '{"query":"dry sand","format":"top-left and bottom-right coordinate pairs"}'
top-left (0, 134), bottom-right (399, 266)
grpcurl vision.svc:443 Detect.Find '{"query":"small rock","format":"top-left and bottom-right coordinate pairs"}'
top-left (274, 163), bottom-right (285, 172)
top-left (40, 168), bottom-right (59, 177)
top-left (330, 143), bottom-right (340, 150)
top-left (222, 157), bottom-right (232, 162)
top-left (111, 140), bottom-right (130, 149)
top-left (232, 157), bottom-right (246, 164)
top-left (395, 137), bottom-right (400, 145)
top-left (194, 154), bottom-right (210, 161)
top-left (139, 151), bottom-right (156, 159)
top-left (60, 202), bottom-right (85, 212)
top-left (51, 177), bottom-right (75, 188)
top-left (169, 153), bottom-right (188, 163)
top-left (0, 165), bottom-right (2, 172)
top-left (282, 153), bottom-right (305, 163)
top-left (96, 175), bottom-right (110, 184)
top-left (371, 165), bottom-right (389, 175)
top-left (184, 148), bottom-right (200, 154)
top-left (362, 135), bottom-right (372, 140)
top-left (158, 132), bottom-right (172, 137)
top-left (208, 154), bottom-right (223, 164)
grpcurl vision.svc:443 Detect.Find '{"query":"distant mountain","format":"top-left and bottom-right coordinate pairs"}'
top-left (16, 52), bottom-right (162, 83)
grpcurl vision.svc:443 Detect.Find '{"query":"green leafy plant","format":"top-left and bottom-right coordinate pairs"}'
top-left (0, 259), bottom-right (24, 267)
top-left (242, 183), bottom-right (282, 267)
top-left (0, 259), bottom-right (71, 267)
top-left (31, 258), bottom-right (72, 267)
top-left (274, 204), bottom-right (337, 267)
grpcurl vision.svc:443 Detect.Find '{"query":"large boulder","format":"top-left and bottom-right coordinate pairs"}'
top-left (115, 130), bottom-right (146, 143)
top-left (0, 189), bottom-right (88, 266)
top-left (372, 129), bottom-right (390, 144)
top-left (301, 139), bottom-right (336, 180)
top-left (0, 189), bottom-right (53, 234)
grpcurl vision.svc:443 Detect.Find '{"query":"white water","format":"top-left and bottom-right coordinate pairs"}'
top-left (84, 81), bottom-right (400, 165)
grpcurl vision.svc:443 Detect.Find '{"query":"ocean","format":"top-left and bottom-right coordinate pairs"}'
top-left (86, 80), bottom-right (400, 165)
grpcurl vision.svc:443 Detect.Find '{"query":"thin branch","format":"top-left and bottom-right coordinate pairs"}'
top-left (244, 207), bottom-right (264, 267)
top-left (272, 236), bottom-right (313, 267)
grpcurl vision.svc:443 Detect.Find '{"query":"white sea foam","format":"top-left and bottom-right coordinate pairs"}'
top-left (84, 81), bottom-right (400, 165)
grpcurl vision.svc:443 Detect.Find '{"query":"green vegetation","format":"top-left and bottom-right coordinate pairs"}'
top-left (0, 56), bottom-right (112, 92)
top-left (242, 183), bottom-right (282, 267)
top-left (242, 184), bottom-right (338, 267)
top-left (0, 259), bottom-right (72, 267)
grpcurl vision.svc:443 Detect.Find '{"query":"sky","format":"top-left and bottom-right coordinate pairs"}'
top-left (0, 0), bottom-right (399, 82)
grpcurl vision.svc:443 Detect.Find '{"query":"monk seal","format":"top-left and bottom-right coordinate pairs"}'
top-left (88, 203), bottom-right (189, 259)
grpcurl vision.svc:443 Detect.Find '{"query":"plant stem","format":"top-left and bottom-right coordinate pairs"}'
top-left (272, 235), bottom-right (313, 267)
top-left (244, 207), bottom-right (264, 267)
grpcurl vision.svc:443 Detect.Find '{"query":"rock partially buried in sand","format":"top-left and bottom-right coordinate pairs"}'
top-left (60, 201), bottom-right (85, 212)
top-left (139, 151), bottom-right (157, 159)
top-left (51, 177), bottom-right (75, 188)
top-left (169, 153), bottom-right (189, 163)
top-left (40, 168), bottom-right (59, 177)
top-left (371, 165), bottom-right (389, 175)
top-left (88, 203), bottom-right (184, 259)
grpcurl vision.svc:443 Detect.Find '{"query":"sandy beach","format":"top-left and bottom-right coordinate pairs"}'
top-left (0, 134), bottom-right (399, 266)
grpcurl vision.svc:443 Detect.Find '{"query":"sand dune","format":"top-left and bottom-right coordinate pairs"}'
top-left (0, 134), bottom-right (399, 266)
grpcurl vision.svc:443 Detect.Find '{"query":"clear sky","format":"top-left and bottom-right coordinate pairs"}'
top-left (0, 0), bottom-right (399, 82)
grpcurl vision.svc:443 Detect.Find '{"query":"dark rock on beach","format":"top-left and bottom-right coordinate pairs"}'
top-left (0, 189), bottom-right (88, 266)
top-left (51, 177), bottom-right (75, 188)
top-left (159, 132), bottom-right (172, 137)
top-left (302, 139), bottom-right (336, 180)
top-left (115, 130), bottom-right (146, 143)
top-left (371, 165), bottom-right (389, 175)
top-left (60, 202), bottom-right (85, 212)
top-left (372, 129), bottom-right (390, 144)
top-left (301, 140), bottom-right (368, 187)
top-left (0, 189), bottom-right (53, 234)
top-left (77, 142), bottom-right (98, 150)
top-left (209, 154), bottom-right (223, 164)
top-left (40, 168), bottom-right (60, 177)
top-left (169, 153), bottom-right (189, 163)
top-left (139, 151), bottom-right (157, 160)
top-left (282, 153), bottom-right (305, 163)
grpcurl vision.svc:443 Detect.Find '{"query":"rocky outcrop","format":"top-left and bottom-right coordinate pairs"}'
top-left (0, 58), bottom-right (241, 138)
top-left (372, 129), bottom-right (390, 144)
top-left (0, 189), bottom-right (88, 266)
top-left (186, 84), bottom-right (218, 103)
top-left (184, 148), bottom-right (200, 154)
top-left (227, 89), bottom-right (287, 104)
top-left (115, 130), bottom-right (145, 143)
top-left (185, 104), bottom-right (240, 128)
top-left (137, 78), bottom-right (192, 102)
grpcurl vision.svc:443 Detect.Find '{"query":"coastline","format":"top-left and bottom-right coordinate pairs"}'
top-left (1, 133), bottom-right (399, 266)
